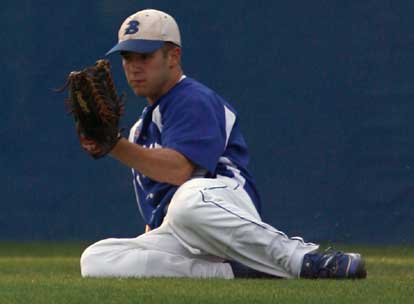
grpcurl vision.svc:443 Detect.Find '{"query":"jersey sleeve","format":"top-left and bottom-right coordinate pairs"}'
top-left (161, 94), bottom-right (226, 174)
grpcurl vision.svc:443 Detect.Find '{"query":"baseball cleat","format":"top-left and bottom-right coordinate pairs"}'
top-left (300, 249), bottom-right (367, 279)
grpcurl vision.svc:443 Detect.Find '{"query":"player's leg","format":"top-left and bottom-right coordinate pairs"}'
top-left (165, 177), bottom-right (320, 278)
top-left (80, 224), bottom-right (234, 278)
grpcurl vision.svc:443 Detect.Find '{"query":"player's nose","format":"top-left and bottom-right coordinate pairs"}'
top-left (126, 59), bottom-right (144, 73)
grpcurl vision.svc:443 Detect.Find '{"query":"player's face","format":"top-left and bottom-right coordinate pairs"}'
top-left (121, 46), bottom-right (178, 103)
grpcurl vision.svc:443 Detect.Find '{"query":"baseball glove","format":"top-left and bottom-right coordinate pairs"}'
top-left (58, 59), bottom-right (124, 159)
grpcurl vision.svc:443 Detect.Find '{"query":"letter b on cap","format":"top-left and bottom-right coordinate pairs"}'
top-left (124, 20), bottom-right (139, 35)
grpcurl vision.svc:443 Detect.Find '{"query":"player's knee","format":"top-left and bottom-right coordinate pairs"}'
top-left (80, 244), bottom-right (110, 277)
top-left (80, 241), bottom-right (116, 277)
top-left (80, 246), bottom-right (97, 277)
top-left (167, 179), bottom-right (204, 227)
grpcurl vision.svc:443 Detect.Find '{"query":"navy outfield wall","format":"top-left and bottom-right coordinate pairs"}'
top-left (1, 0), bottom-right (413, 243)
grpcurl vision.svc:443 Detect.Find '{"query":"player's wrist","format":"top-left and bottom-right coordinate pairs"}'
top-left (109, 137), bottom-right (129, 155)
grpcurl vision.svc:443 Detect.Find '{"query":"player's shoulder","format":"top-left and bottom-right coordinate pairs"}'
top-left (184, 78), bottom-right (238, 116)
top-left (164, 77), bottom-right (224, 108)
top-left (178, 77), bottom-right (213, 95)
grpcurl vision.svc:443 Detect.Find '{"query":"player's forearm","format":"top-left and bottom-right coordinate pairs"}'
top-left (110, 138), bottom-right (195, 185)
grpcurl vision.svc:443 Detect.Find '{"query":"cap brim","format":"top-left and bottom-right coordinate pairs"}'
top-left (106, 39), bottom-right (165, 55)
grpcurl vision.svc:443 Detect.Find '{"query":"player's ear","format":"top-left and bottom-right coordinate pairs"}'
top-left (169, 47), bottom-right (181, 68)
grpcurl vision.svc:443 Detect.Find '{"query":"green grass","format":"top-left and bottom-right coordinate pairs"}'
top-left (0, 243), bottom-right (413, 304)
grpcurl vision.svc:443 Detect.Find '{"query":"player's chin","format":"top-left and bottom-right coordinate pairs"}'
top-left (132, 87), bottom-right (148, 97)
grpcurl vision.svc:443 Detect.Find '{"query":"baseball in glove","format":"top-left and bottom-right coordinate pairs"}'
top-left (58, 59), bottom-right (125, 159)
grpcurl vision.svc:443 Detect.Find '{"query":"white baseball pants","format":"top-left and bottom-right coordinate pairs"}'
top-left (80, 177), bottom-right (319, 278)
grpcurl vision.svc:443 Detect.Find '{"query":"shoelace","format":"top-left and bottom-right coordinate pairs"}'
top-left (318, 247), bottom-right (343, 278)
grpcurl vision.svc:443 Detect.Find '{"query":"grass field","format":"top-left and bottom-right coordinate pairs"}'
top-left (0, 243), bottom-right (413, 304)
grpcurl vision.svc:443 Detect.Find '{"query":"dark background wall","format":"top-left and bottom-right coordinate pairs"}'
top-left (1, 0), bottom-right (413, 243)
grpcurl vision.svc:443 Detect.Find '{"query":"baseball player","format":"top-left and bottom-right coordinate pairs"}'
top-left (80, 9), bottom-right (367, 279)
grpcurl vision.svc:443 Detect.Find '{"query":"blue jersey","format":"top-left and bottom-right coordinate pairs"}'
top-left (128, 76), bottom-right (261, 228)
